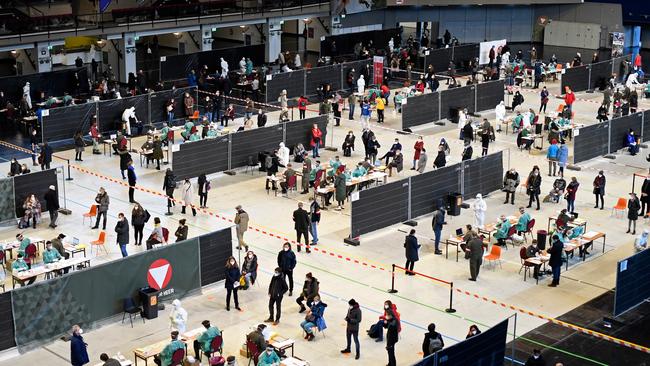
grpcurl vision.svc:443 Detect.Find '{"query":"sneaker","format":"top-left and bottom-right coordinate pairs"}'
top-left (355, 354), bottom-right (360, 360)
top-left (434, 250), bottom-right (443, 255)
top-left (341, 349), bottom-right (351, 354)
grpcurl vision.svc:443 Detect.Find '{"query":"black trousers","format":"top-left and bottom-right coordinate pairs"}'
top-left (193, 339), bottom-right (211, 360)
top-left (133, 224), bottom-right (144, 245)
top-left (377, 109), bottom-right (384, 123)
top-left (269, 296), bottom-right (283, 321)
top-left (95, 211), bottom-right (107, 229)
top-left (283, 269), bottom-right (294, 293)
top-left (346, 330), bottom-right (360, 355)
top-left (129, 186), bottom-right (135, 202)
top-left (505, 191), bottom-right (515, 204)
top-left (226, 287), bottom-right (239, 308)
top-left (528, 193), bottom-right (540, 209)
top-left (296, 230), bottom-right (309, 252)
top-left (405, 260), bottom-right (415, 274)
top-left (387, 344), bottom-right (396, 366)
top-left (299, 110), bottom-right (306, 119)
top-left (199, 192), bottom-right (208, 207)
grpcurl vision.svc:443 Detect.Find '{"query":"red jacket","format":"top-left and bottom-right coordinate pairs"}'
top-left (310, 128), bottom-right (323, 147)
top-left (379, 304), bottom-right (402, 333)
top-left (298, 97), bottom-right (308, 111)
top-left (414, 140), bottom-right (424, 159)
top-left (564, 92), bottom-right (575, 106)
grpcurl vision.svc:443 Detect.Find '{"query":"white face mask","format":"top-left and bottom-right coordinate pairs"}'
top-left (384, 305), bottom-right (389, 310)
top-left (274, 272), bottom-right (280, 276)
top-left (349, 305), bottom-right (353, 310)
top-left (248, 254), bottom-right (253, 258)
top-left (230, 261), bottom-right (235, 266)
top-left (78, 328), bottom-right (83, 335)
top-left (284, 247), bottom-right (289, 251)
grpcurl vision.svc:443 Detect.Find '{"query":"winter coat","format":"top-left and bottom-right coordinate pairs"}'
top-left (389, 153), bottom-right (404, 172)
top-left (300, 278), bottom-right (320, 300)
top-left (224, 266), bottom-right (241, 290)
top-left (641, 179), bottom-right (650, 203)
top-left (593, 175), bottom-right (606, 196)
top-left (345, 304), bottom-right (362, 333)
top-left (433, 151), bottom-right (446, 168)
top-left (566, 181), bottom-right (579, 201)
top-left (334, 174), bottom-right (347, 202)
top-left (548, 239), bottom-right (564, 267)
top-left (422, 331), bottom-right (444, 357)
top-left (277, 249), bottom-right (296, 271)
top-left (503, 171), bottom-right (520, 192)
top-left (310, 128), bottom-right (323, 147)
top-left (293, 208), bottom-right (310, 232)
top-left (115, 218), bottom-right (130, 245)
top-left (119, 150), bottom-right (131, 171)
top-left (558, 145), bottom-right (569, 167)
top-left (127, 166), bottom-right (137, 186)
top-left (131, 211), bottom-right (146, 227)
top-left (268, 274), bottom-right (289, 299)
top-left (628, 197), bottom-right (641, 220)
top-left (70, 334), bottom-right (89, 366)
top-left (152, 140), bottom-right (164, 160)
top-left (417, 152), bottom-right (428, 173)
top-left (413, 141), bottom-right (424, 160)
top-left (384, 317), bottom-right (399, 346)
top-left (44, 189), bottom-right (60, 211)
top-left (95, 192), bottom-right (110, 213)
top-left (526, 174), bottom-right (542, 195)
top-left (181, 181), bottom-right (194, 206)
top-left (404, 234), bottom-right (421, 261)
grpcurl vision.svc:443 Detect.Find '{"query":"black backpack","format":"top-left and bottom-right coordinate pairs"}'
top-left (429, 334), bottom-right (443, 353)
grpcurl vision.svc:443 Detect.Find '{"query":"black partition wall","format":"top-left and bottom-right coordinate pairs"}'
top-left (402, 92), bottom-right (440, 129)
top-left (160, 44), bottom-right (265, 81)
top-left (266, 70), bottom-right (306, 102)
top-left (350, 152), bottom-right (504, 238)
top-left (644, 110), bottom-right (650, 141)
top-left (610, 112), bottom-right (643, 153)
top-left (476, 80), bottom-right (505, 111)
top-left (561, 55), bottom-right (631, 93)
top-left (231, 124), bottom-right (284, 168)
top-left (560, 65), bottom-right (589, 93)
top-left (589, 60), bottom-right (614, 90)
top-left (97, 94), bottom-right (149, 133)
top-left (305, 64), bottom-right (342, 95)
top-left (199, 228), bottom-right (233, 286)
top-left (284, 116), bottom-right (328, 149)
top-left (320, 29), bottom-right (399, 57)
top-left (440, 84), bottom-right (476, 120)
top-left (13, 168), bottom-right (58, 218)
top-left (41, 103), bottom-right (95, 142)
top-left (173, 136), bottom-right (230, 181)
top-left (0, 67), bottom-right (90, 103)
top-left (574, 121), bottom-right (610, 163)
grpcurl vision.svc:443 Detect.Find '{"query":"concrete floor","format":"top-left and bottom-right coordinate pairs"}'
top-left (0, 75), bottom-right (648, 366)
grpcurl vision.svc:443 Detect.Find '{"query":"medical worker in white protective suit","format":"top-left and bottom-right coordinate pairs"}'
top-left (169, 299), bottom-right (188, 333)
top-left (473, 193), bottom-right (487, 229)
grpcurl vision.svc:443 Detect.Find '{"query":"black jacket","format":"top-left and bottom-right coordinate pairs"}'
top-left (268, 274), bottom-right (289, 299)
top-left (433, 151), bottom-right (446, 168)
top-left (525, 355), bottom-right (547, 366)
top-left (384, 317), bottom-right (399, 346)
top-left (548, 239), bottom-right (564, 267)
top-left (44, 189), bottom-right (59, 211)
top-left (293, 208), bottom-right (310, 232)
top-left (345, 304), bottom-right (362, 332)
top-left (277, 250), bottom-right (296, 271)
top-left (115, 219), bottom-right (130, 245)
top-left (462, 146), bottom-right (473, 161)
top-left (300, 278), bottom-right (319, 300)
top-left (163, 172), bottom-right (176, 194)
top-left (422, 331), bottom-right (444, 357)
top-left (131, 211), bottom-right (146, 226)
top-left (127, 167), bottom-right (137, 186)
top-left (175, 225), bottom-right (188, 242)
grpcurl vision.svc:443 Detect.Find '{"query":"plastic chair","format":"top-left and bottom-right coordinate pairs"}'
top-left (505, 225), bottom-right (518, 247)
top-left (24, 243), bottom-right (37, 266)
top-left (189, 110), bottom-right (200, 120)
top-left (523, 219), bottom-right (536, 243)
top-left (246, 340), bottom-right (260, 366)
top-left (612, 197), bottom-right (627, 218)
top-left (91, 231), bottom-right (108, 255)
top-left (484, 245), bottom-right (502, 269)
top-left (83, 205), bottom-right (98, 227)
top-left (287, 175), bottom-right (297, 193)
top-left (122, 297), bottom-right (144, 328)
top-left (0, 251), bottom-right (6, 275)
top-left (211, 335), bottom-right (223, 355)
top-left (245, 156), bottom-right (258, 175)
top-left (556, 104), bottom-right (565, 113)
top-left (170, 348), bottom-right (185, 366)
top-left (518, 247), bottom-right (537, 283)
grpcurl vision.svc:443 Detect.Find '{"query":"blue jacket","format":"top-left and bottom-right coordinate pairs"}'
top-left (558, 145), bottom-right (569, 165)
top-left (627, 133), bottom-right (637, 147)
top-left (277, 250), bottom-right (296, 272)
top-left (225, 266), bottom-right (241, 289)
top-left (187, 73), bottom-right (197, 87)
top-left (70, 334), bottom-right (89, 366)
top-left (547, 144), bottom-right (559, 159)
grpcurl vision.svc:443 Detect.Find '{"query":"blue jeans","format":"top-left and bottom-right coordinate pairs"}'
top-left (551, 265), bottom-right (561, 284)
top-left (213, 108), bottom-right (221, 122)
top-left (245, 112), bottom-right (252, 119)
top-left (312, 142), bottom-right (320, 157)
top-left (167, 112), bottom-right (174, 123)
top-left (348, 104), bottom-right (355, 120)
top-left (310, 222), bottom-right (319, 244)
top-left (205, 111), bottom-right (213, 122)
top-left (119, 244), bottom-right (128, 257)
top-left (433, 227), bottom-right (442, 251)
top-left (566, 199), bottom-right (575, 213)
top-left (301, 320), bottom-right (316, 334)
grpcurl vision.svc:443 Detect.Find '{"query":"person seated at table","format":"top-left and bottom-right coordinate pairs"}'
top-left (510, 111), bottom-right (523, 133)
top-left (188, 126), bottom-right (201, 142)
top-left (460, 224), bottom-right (479, 253)
top-left (193, 320), bottom-right (221, 362)
top-left (555, 209), bottom-right (571, 230)
top-left (247, 324), bottom-right (268, 354)
top-left (352, 162), bottom-right (367, 178)
top-left (154, 331), bottom-right (185, 366)
top-left (140, 137), bottom-right (154, 165)
top-left (517, 127), bottom-right (534, 151)
top-left (279, 164), bottom-right (297, 194)
top-left (206, 124), bottom-right (219, 138)
top-left (566, 225), bottom-right (590, 256)
top-left (43, 241), bottom-right (62, 264)
top-left (494, 215), bottom-right (512, 247)
top-left (12, 253), bottom-right (35, 286)
top-left (309, 161), bottom-right (321, 187)
top-left (16, 233), bottom-right (30, 257)
top-left (387, 150), bottom-right (403, 178)
top-left (257, 346), bottom-right (281, 366)
top-left (146, 217), bottom-right (165, 250)
top-left (516, 207), bottom-right (531, 235)
top-left (159, 123), bottom-right (171, 146)
top-left (300, 294), bottom-right (327, 342)
top-left (361, 157), bottom-right (374, 172)
top-left (525, 240), bottom-right (542, 278)
top-left (328, 156), bottom-right (342, 177)
top-left (44, 95), bottom-right (58, 108)
top-left (51, 233), bottom-right (69, 260)
top-left (181, 120), bottom-right (194, 141)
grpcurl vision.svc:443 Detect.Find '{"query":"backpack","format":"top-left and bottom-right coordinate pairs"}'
top-left (205, 181), bottom-right (211, 191)
top-left (429, 334), bottom-right (443, 353)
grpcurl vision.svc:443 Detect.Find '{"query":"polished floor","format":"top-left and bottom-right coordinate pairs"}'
top-left (0, 74), bottom-right (648, 366)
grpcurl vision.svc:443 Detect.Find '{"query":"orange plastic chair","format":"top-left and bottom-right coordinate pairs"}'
top-left (83, 205), bottom-right (98, 227)
top-left (556, 104), bottom-right (565, 113)
top-left (189, 110), bottom-right (200, 120)
top-left (91, 231), bottom-right (108, 255)
top-left (612, 197), bottom-right (627, 218)
top-left (484, 245), bottom-right (502, 269)
top-left (556, 64), bottom-right (563, 71)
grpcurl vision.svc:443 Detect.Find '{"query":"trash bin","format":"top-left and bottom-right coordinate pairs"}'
top-left (536, 230), bottom-right (548, 250)
top-left (447, 192), bottom-right (462, 216)
top-left (139, 287), bottom-right (159, 319)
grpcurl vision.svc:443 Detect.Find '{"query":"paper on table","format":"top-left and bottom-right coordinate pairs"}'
top-left (273, 338), bottom-right (295, 348)
top-left (583, 231), bottom-right (599, 238)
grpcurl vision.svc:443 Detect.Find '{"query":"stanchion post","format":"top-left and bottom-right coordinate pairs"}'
top-left (388, 264), bottom-right (398, 293)
top-left (66, 159), bottom-right (73, 181)
top-left (445, 282), bottom-right (456, 313)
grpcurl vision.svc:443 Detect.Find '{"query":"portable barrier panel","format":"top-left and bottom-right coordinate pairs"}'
top-left (589, 60), bottom-right (614, 90)
top-left (573, 122), bottom-right (610, 164)
top-left (173, 136), bottom-right (230, 181)
top-left (320, 29), bottom-right (399, 57)
top-left (0, 67), bottom-right (89, 104)
top-left (614, 248), bottom-right (650, 316)
top-left (440, 84), bottom-right (476, 120)
top-left (10, 235), bottom-right (208, 350)
top-left (12, 168), bottom-right (57, 218)
top-left (199, 228), bottom-right (233, 286)
top-left (419, 47), bottom-right (453, 72)
top-left (342, 59), bottom-right (373, 92)
top-left (452, 43), bottom-right (480, 65)
top-left (283, 116), bottom-right (328, 151)
top-left (350, 179), bottom-right (409, 238)
top-left (149, 89), bottom-right (174, 125)
top-left (463, 152), bottom-right (504, 198)
top-left (409, 164), bottom-right (460, 218)
top-left (230, 124), bottom-right (284, 169)
top-left (560, 65), bottom-right (589, 93)
top-left (413, 319), bottom-right (508, 366)
top-left (609, 112), bottom-right (643, 154)
top-left (160, 44), bottom-right (265, 81)
top-left (266, 70), bottom-right (306, 103)
top-left (475, 80), bottom-right (505, 112)
top-left (402, 92), bottom-right (440, 129)
top-left (0, 178), bottom-right (15, 223)
top-left (41, 102), bottom-right (95, 142)
top-left (0, 292), bottom-right (15, 352)
top-left (305, 64), bottom-right (342, 96)
top-left (97, 94), bottom-right (149, 133)
top-left (612, 54), bottom-right (631, 82)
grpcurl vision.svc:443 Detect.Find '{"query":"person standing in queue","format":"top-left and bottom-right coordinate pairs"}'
top-left (431, 200), bottom-right (445, 255)
top-left (70, 325), bottom-right (89, 366)
top-left (234, 205), bottom-right (249, 251)
top-left (548, 235), bottom-right (564, 287)
top-left (163, 169), bottom-right (176, 212)
top-left (127, 160), bottom-right (137, 203)
top-left (265, 267), bottom-right (289, 325)
top-left (340, 298), bottom-right (362, 360)
top-left (115, 212), bottom-right (129, 258)
top-left (383, 311), bottom-right (399, 366)
top-left (404, 229), bottom-right (420, 275)
top-left (293, 202), bottom-right (311, 253)
top-left (224, 256), bottom-right (241, 311)
top-left (277, 242), bottom-right (297, 297)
